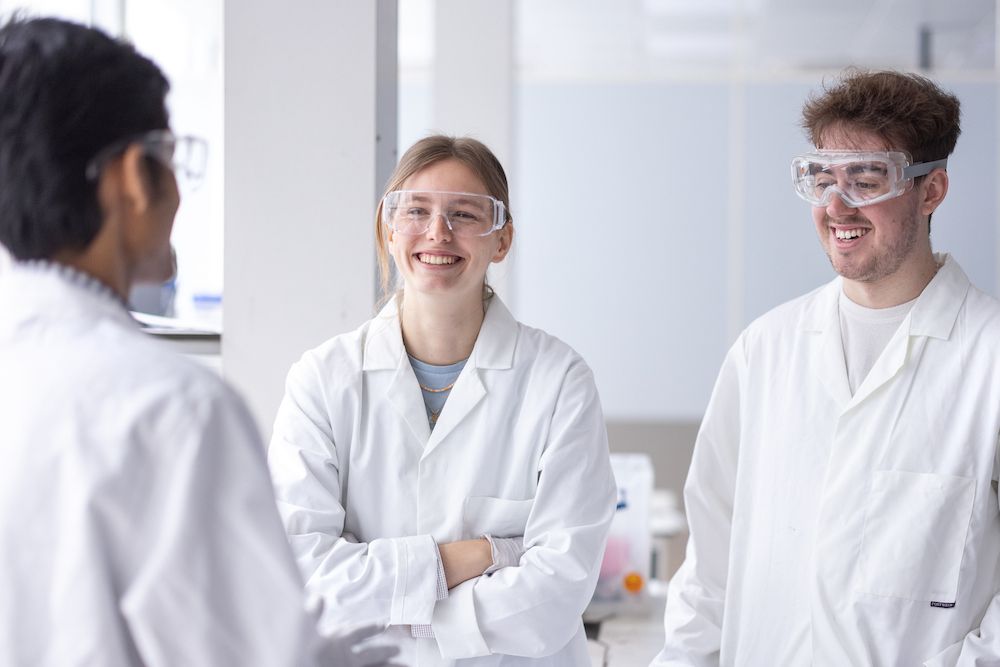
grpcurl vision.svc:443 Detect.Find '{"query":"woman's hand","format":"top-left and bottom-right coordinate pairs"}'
top-left (438, 538), bottom-right (492, 589)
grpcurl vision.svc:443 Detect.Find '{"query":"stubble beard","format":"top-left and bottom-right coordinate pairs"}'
top-left (824, 203), bottom-right (921, 284)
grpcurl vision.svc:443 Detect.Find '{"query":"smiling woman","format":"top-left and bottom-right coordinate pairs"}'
top-left (267, 134), bottom-right (618, 665)
top-left (374, 135), bottom-right (513, 303)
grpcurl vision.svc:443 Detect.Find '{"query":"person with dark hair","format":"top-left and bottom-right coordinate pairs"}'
top-left (653, 70), bottom-right (1000, 665)
top-left (0, 17), bottom-right (398, 667)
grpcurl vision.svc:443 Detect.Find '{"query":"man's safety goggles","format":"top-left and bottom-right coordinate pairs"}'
top-left (382, 190), bottom-right (508, 238)
top-left (86, 130), bottom-right (208, 192)
top-left (791, 150), bottom-right (947, 208)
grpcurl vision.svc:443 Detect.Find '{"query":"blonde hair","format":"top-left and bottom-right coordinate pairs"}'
top-left (375, 135), bottom-right (513, 301)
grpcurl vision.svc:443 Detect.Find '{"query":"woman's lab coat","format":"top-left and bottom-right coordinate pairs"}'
top-left (656, 255), bottom-right (1000, 666)
top-left (269, 296), bottom-right (617, 666)
top-left (0, 264), bottom-right (332, 666)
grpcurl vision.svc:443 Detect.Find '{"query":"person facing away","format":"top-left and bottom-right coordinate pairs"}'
top-left (267, 135), bottom-right (618, 666)
top-left (0, 17), bottom-right (399, 667)
top-left (652, 70), bottom-right (1000, 666)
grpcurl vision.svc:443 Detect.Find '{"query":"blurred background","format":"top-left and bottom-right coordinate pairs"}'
top-left (1, 0), bottom-right (997, 507)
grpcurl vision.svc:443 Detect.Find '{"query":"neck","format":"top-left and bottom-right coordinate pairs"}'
top-left (51, 230), bottom-right (130, 300)
top-left (842, 251), bottom-right (939, 309)
top-left (400, 287), bottom-right (486, 365)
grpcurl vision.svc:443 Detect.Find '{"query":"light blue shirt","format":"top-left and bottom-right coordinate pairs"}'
top-left (408, 355), bottom-right (467, 429)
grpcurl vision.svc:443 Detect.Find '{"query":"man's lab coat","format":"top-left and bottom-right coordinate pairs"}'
top-left (656, 255), bottom-right (1000, 666)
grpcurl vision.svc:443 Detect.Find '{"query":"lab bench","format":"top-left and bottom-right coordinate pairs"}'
top-left (587, 589), bottom-right (667, 666)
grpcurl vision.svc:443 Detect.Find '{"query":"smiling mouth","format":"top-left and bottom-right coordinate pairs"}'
top-left (833, 228), bottom-right (870, 240)
top-left (417, 253), bottom-right (459, 265)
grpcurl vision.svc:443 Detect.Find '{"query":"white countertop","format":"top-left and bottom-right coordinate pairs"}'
top-left (588, 589), bottom-right (666, 666)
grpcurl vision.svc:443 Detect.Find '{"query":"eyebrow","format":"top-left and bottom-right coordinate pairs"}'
top-left (402, 193), bottom-right (491, 210)
top-left (447, 196), bottom-right (490, 209)
top-left (846, 163), bottom-right (888, 176)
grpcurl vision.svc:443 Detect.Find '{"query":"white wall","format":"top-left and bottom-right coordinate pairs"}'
top-left (510, 77), bottom-right (999, 422)
top-left (514, 82), bottom-right (730, 421)
top-left (223, 1), bottom-right (396, 434)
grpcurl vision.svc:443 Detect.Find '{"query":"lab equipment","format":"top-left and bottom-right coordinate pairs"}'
top-left (588, 453), bottom-right (654, 616)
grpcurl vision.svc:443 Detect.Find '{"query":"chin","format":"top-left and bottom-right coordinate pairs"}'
top-left (135, 259), bottom-right (175, 285)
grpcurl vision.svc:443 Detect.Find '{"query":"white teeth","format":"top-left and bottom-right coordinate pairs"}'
top-left (418, 253), bottom-right (458, 265)
top-left (834, 228), bottom-right (870, 240)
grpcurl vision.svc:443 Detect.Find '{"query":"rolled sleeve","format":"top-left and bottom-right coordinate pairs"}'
top-left (390, 535), bottom-right (440, 625)
top-left (431, 580), bottom-right (490, 658)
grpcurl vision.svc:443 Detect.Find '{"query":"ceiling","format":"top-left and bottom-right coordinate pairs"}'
top-left (515, 0), bottom-right (997, 78)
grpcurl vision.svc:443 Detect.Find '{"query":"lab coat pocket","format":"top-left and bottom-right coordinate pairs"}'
top-left (858, 470), bottom-right (975, 603)
top-left (462, 496), bottom-right (533, 539)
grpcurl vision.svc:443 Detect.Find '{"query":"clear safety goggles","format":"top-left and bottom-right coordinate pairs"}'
top-left (382, 190), bottom-right (508, 238)
top-left (791, 150), bottom-right (947, 208)
top-left (85, 130), bottom-right (208, 192)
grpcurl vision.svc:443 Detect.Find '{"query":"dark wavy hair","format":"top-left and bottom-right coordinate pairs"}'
top-left (0, 17), bottom-right (169, 259)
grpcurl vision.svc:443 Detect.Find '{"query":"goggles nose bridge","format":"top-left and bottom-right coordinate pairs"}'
top-left (425, 209), bottom-right (456, 235)
top-left (815, 183), bottom-right (851, 208)
top-left (820, 185), bottom-right (861, 211)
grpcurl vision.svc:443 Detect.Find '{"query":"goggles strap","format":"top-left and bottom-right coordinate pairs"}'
top-left (903, 158), bottom-right (948, 179)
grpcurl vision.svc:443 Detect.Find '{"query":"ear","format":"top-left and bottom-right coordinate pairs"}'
top-left (118, 143), bottom-right (154, 216)
top-left (492, 224), bottom-right (514, 263)
top-left (918, 168), bottom-right (948, 217)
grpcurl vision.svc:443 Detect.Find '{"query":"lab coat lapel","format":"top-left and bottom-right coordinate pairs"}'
top-left (386, 360), bottom-right (433, 446)
top-left (832, 254), bottom-right (968, 411)
top-left (363, 298), bottom-right (432, 446)
top-left (806, 280), bottom-right (852, 409)
top-left (423, 297), bottom-right (518, 456)
top-left (424, 367), bottom-right (486, 454)
top-left (847, 254), bottom-right (969, 409)
top-left (845, 321), bottom-right (909, 410)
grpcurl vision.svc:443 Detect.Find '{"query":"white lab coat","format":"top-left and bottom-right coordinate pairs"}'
top-left (268, 296), bottom-right (616, 666)
top-left (654, 254), bottom-right (1000, 666)
top-left (0, 264), bottom-right (330, 666)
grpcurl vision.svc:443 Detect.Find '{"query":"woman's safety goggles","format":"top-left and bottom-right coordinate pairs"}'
top-left (790, 150), bottom-right (947, 208)
top-left (382, 190), bottom-right (508, 237)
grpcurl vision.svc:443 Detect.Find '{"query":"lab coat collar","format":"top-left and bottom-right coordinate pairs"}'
top-left (800, 253), bottom-right (968, 341)
top-left (906, 253), bottom-right (969, 340)
top-left (361, 294), bottom-right (518, 451)
top-left (469, 296), bottom-right (519, 370)
top-left (802, 279), bottom-right (853, 406)
top-left (801, 253), bottom-right (969, 410)
top-left (362, 294), bottom-right (519, 372)
top-left (2, 260), bottom-right (133, 328)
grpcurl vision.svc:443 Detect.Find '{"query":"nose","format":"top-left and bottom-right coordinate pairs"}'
top-left (824, 191), bottom-right (858, 218)
top-left (426, 212), bottom-right (453, 241)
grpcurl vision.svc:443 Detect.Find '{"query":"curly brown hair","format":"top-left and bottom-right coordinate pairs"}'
top-left (802, 69), bottom-right (961, 164)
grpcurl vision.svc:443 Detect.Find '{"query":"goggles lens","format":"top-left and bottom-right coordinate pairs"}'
top-left (382, 190), bottom-right (506, 238)
top-left (790, 151), bottom-right (946, 208)
top-left (147, 133), bottom-right (208, 191)
top-left (86, 130), bottom-right (208, 193)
